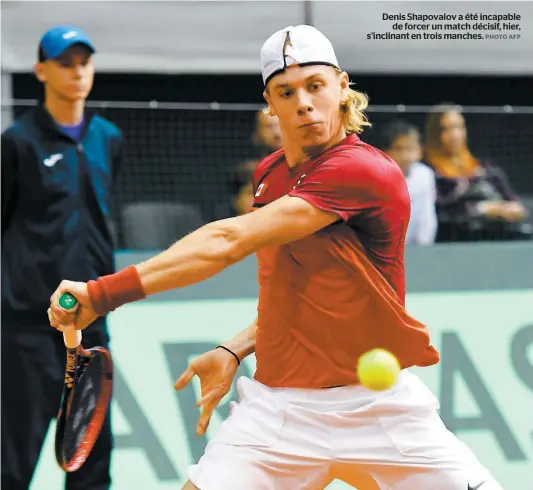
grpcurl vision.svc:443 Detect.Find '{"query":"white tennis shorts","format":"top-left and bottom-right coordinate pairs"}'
top-left (189, 371), bottom-right (502, 490)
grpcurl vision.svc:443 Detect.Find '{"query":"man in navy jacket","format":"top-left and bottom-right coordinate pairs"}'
top-left (1, 25), bottom-right (121, 490)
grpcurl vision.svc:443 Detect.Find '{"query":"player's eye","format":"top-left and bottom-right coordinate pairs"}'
top-left (309, 82), bottom-right (323, 92)
top-left (57, 60), bottom-right (73, 68)
top-left (280, 90), bottom-right (293, 99)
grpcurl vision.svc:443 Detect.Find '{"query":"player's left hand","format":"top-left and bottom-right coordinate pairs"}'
top-left (48, 280), bottom-right (99, 332)
top-left (174, 347), bottom-right (239, 436)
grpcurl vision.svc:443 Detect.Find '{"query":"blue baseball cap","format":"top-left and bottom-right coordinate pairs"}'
top-left (38, 25), bottom-right (95, 61)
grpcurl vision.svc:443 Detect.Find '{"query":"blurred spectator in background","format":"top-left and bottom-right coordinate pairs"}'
top-left (252, 109), bottom-right (282, 157)
top-left (425, 103), bottom-right (531, 242)
top-left (382, 120), bottom-right (437, 245)
top-left (221, 109), bottom-right (280, 218)
top-left (227, 159), bottom-right (257, 216)
top-left (1, 26), bottom-right (118, 490)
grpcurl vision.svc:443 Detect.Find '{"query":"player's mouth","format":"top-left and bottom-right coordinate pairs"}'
top-left (298, 122), bottom-right (322, 129)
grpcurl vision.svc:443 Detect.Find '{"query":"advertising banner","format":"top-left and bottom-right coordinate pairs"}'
top-left (33, 290), bottom-right (533, 489)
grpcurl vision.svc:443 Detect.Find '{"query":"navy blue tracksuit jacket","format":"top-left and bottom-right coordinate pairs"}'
top-left (1, 105), bottom-right (122, 329)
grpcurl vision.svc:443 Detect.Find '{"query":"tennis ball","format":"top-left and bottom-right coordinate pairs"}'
top-left (357, 348), bottom-right (400, 391)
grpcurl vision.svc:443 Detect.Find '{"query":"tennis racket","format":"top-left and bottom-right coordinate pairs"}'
top-left (55, 292), bottom-right (113, 472)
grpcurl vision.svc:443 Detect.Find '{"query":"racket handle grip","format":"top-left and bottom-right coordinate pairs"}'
top-left (63, 328), bottom-right (82, 349)
top-left (58, 293), bottom-right (81, 348)
top-left (59, 293), bottom-right (79, 310)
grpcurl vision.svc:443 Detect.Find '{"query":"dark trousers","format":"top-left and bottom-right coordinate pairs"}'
top-left (1, 325), bottom-right (113, 490)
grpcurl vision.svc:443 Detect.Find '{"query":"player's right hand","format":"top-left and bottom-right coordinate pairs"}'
top-left (48, 280), bottom-right (99, 332)
top-left (174, 347), bottom-right (239, 436)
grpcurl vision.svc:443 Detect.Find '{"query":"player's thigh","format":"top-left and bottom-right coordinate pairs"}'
top-left (190, 444), bottom-right (331, 490)
top-left (182, 481), bottom-right (199, 490)
top-left (367, 464), bottom-right (502, 490)
top-left (333, 464), bottom-right (381, 490)
top-left (336, 453), bottom-right (501, 490)
top-left (336, 372), bottom-right (502, 489)
top-left (369, 385), bottom-right (501, 488)
top-left (375, 401), bottom-right (500, 487)
top-left (189, 377), bottom-right (331, 490)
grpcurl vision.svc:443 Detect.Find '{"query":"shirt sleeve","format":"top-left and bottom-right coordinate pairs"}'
top-left (1, 129), bottom-right (19, 233)
top-left (288, 152), bottom-right (386, 222)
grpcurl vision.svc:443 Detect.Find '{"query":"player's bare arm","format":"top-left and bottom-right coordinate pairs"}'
top-left (48, 195), bottom-right (338, 329)
top-left (135, 194), bottom-right (338, 294)
top-left (221, 317), bottom-right (257, 361)
top-left (174, 317), bottom-right (258, 437)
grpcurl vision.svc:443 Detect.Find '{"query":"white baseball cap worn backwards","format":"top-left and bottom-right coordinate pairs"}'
top-left (261, 25), bottom-right (340, 86)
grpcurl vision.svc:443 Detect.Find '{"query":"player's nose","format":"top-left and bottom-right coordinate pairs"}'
top-left (295, 90), bottom-right (314, 116)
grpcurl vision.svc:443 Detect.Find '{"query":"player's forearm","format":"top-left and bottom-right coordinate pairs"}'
top-left (135, 220), bottom-right (245, 296)
top-left (222, 318), bottom-right (257, 361)
top-left (87, 219), bottom-right (248, 315)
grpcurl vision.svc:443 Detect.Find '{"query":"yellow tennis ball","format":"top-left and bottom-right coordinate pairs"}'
top-left (357, 348), bottom-right (400, 391)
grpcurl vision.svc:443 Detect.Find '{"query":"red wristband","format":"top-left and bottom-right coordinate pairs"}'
top-left (87, 265), bottom-right (146, 316)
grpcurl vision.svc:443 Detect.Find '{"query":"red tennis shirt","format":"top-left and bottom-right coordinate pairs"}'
top-left (252, 134), bottom-right (440, 389)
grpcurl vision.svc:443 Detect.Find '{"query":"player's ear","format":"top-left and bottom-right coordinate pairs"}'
top-left (34, 62), bottom-right (46, 83)
top-left (263, 90), bottom-right (277, 117)
top-left (338, 71), bottom-right (349, 95)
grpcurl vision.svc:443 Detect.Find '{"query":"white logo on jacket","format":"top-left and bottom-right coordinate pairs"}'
top-left (43, 154), bottom-right (63, 167)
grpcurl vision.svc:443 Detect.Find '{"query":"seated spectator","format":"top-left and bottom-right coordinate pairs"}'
top-left (253, 110), bottom-right (282, 157)
top-left (425, 103), bottom-right (531, 242)
top-left (383, 120), bottom-right (438, 245)
top-left (228, 159), bottom-right (257, 216)
top-left (217, 111), bottom-right (280, 219)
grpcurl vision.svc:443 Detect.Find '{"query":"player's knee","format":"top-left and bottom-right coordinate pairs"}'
top-left (182, 480), bottom-right (201, 490)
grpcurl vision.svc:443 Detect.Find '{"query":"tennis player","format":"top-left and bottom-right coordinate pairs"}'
top-left (49, 25), bottom-right (501, 490)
